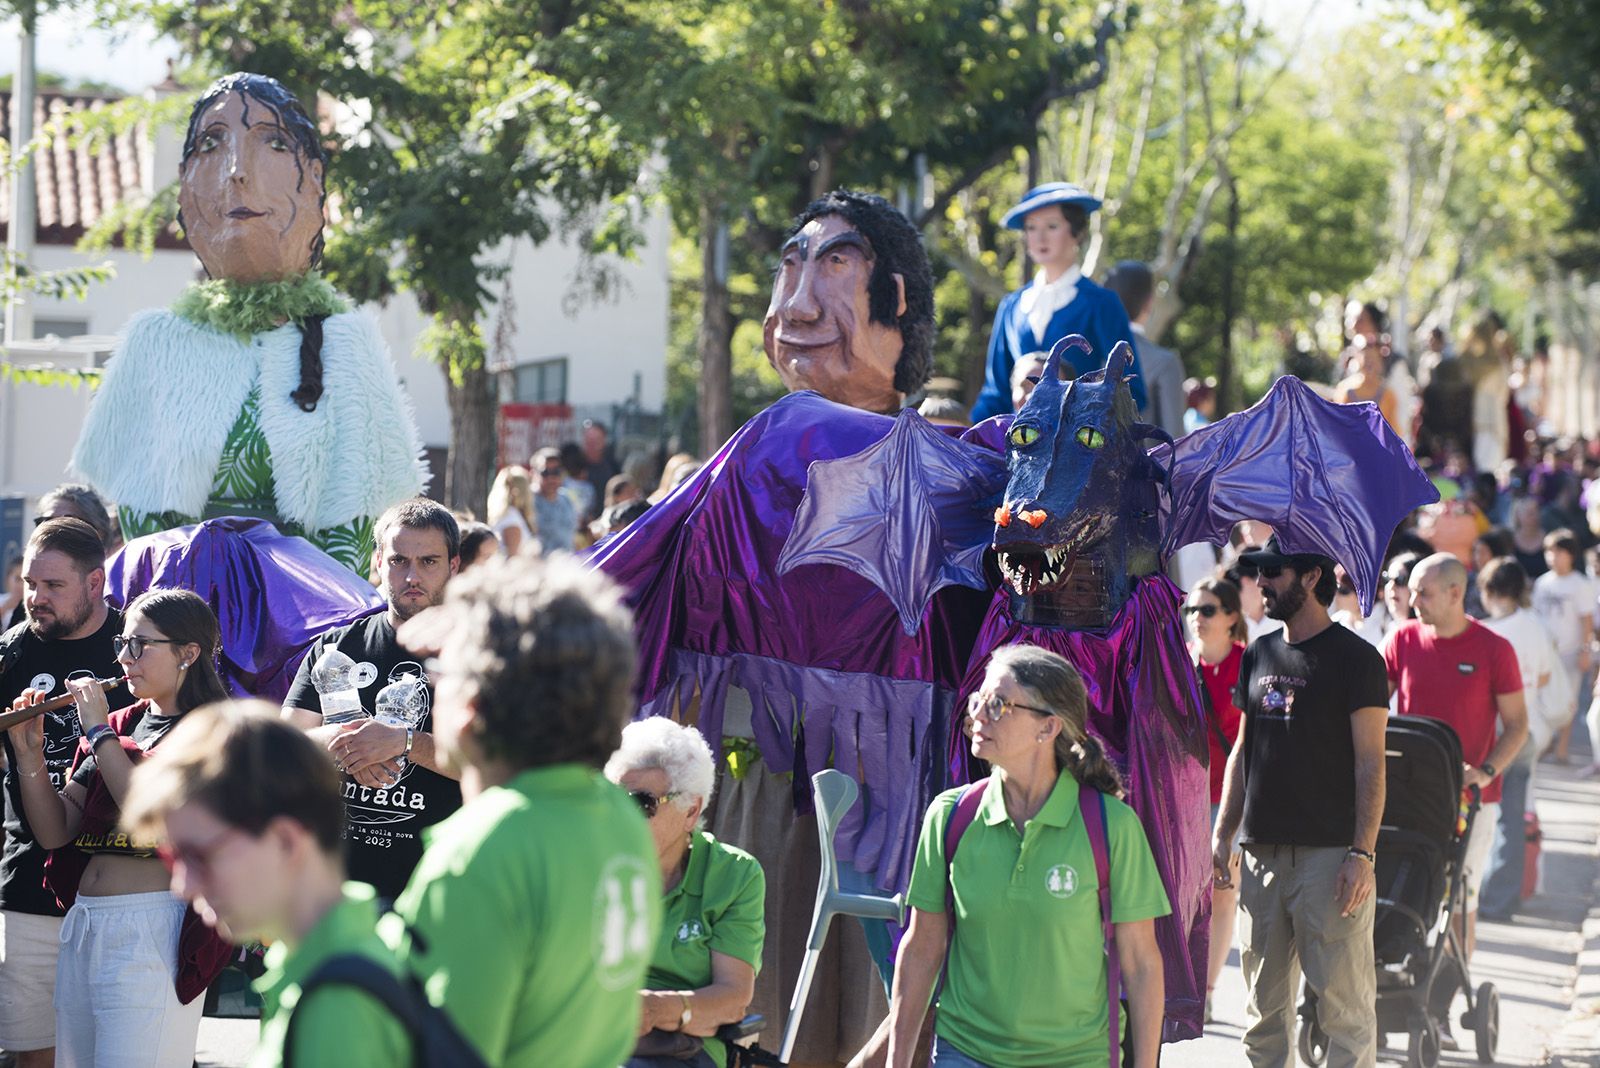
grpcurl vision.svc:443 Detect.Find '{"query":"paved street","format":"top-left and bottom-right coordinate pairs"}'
top-left (1184, 754), bottom-right (1600, 1067)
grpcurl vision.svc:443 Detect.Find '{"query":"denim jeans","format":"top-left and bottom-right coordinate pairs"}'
top-left (931, 1036), bottom-right (994, 1067)
top-left (1479, 744), bottom-right (1535, 917)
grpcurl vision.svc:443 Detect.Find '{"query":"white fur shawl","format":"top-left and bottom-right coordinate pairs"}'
top-left (72, 309), bottom-right (427, 531)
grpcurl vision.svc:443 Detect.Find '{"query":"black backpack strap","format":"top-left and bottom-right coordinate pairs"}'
top-left (0, 621), bottom-right (29, 684)
top-left (282, 955), bottom-right (423, 1068)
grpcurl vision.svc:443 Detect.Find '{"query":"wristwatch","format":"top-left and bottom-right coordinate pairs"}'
top-left (1480, 762), bottom-right (1498, 780)
top-left (678, 993), bottom-right (693, 1030)
top-left (1347, 846), bottom-right (1375, 864)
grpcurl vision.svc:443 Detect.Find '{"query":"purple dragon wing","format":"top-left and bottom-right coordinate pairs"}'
top-left (1155, 376), bottom-right (1438, 615)
top-left (778, 409), bottom-right (1008, 635)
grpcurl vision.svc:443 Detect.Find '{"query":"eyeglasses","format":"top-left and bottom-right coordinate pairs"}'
top-left (1337, 583), bottom-right (1356, 596)
top-left (965, 692), bottom-right (1051, 723)
top-left (113, 636), bottom-right (182, 661)
top-left (540, 468), bottom-right (564, 478)
top-left (630, 790), bottom-right (682, 819)
top-left (1383, 574), bottom-right (1409, 587)
top-left (156, 827), bottom-right (244, 879)
top-left (1182, 604), bottom-right (1222, 618)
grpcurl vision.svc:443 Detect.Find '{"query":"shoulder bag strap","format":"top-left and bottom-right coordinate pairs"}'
top-left (1081, 782), bottom-right (1119, 1068)
top-left (282, 955), bottom-right (424, 1068)
top-left (934, 777), bottom-right (990, 1001)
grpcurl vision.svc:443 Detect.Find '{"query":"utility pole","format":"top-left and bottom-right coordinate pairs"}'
top-left (5, 4), bottom-right (38, 345)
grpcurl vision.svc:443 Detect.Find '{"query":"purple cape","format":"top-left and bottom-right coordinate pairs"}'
top-left (590, 391), bottom-right (1210, 1039)
top-left (107, 518), bottom-right (383, 700)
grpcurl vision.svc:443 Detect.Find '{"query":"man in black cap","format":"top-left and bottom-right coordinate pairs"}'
top-left (1212, 536), bottom-right (1390, 1068)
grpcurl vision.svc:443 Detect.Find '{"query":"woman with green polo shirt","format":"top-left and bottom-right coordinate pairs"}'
top-left (122, 701), bottom-right (410, 1068)
top-left (887, 644), bottom-right (1171, 1068)
top-left (606, 718), bottom-right (765, 1068)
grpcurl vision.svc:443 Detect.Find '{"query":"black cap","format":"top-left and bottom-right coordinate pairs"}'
top-left (1238, 534), bottom-right (1336, 576)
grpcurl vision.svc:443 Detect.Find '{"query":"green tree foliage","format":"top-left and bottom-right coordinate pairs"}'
top-left (1447, 0), bottom-right (1600, 237)
top-left (103, 0), bottom-right (652, 512)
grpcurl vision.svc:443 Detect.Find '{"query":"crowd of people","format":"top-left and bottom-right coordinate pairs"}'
top-left (0, 83), bottom-right (1593, 1068)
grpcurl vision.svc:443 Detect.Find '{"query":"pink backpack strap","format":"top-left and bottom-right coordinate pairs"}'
top-left (935, 777), bottom-right (990, 1000)
top-left (1081, 782), bottom-right (1119, 1067)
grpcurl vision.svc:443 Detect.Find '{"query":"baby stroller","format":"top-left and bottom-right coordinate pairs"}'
top-left (1298, 716), bottom-right (1499, 1067)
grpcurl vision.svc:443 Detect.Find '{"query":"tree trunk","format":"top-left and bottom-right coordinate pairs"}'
top-left (444, 352), bottom-right (496, 518)
top-left (697, 202), bottom-right (734, 457)
top-left (1217, 174), bottom-right (1239, 410)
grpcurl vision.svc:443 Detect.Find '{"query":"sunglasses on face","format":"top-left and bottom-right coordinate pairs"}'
top-left (630, 790), bottom-right (682, 819)
top-left (541, 469), bottom-right (564, 478)
top-left (1384, 574), bottom-right (1409, 587)
top-left (1182, 603), bottom-right (1222, 618)
top-left (113, 636), bottom-right (181, 661)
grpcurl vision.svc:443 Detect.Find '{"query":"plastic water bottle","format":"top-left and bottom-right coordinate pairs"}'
top-left (374, 674), bottom-right (427, 773)
top-left (310, 648), bottom-right (366, 725)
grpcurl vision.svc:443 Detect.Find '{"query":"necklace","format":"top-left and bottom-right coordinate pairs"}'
top-left (172, 273), bottom-right (349, 341)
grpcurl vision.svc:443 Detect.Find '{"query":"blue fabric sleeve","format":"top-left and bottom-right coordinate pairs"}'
top-left (970, 295), bottom-right (1017, 423)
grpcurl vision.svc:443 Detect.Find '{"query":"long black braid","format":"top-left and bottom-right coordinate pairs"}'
top-left (291, 314), bottom-right (328, 412)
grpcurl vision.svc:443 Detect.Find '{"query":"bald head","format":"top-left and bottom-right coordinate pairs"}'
top-left (1409, 552), bottom-right (1468, 632)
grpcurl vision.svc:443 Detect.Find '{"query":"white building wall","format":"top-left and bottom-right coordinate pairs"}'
top-left (2, 206), bottom-right (671, 501)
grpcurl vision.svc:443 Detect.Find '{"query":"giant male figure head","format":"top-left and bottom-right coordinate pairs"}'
top-left (763, 190), bottom-right (935, 414)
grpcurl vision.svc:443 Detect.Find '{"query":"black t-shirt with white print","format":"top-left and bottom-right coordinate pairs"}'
top-left (0, 611), bottom-right (130, 915)
top-left (283, 611), bottom-right (462, 899)
top-left (1232, 621), bottom-right (1390, 848)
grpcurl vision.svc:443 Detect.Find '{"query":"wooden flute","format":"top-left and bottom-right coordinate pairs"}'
top-left (0, 677), bottom-right (129, 733)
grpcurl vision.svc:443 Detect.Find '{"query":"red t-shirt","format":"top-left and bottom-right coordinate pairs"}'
top-left (1197, 644), bottom-right (1245, 805)
top-left (1382, 618), bottom-right (1522, 803)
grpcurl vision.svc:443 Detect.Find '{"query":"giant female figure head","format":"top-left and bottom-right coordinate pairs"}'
top-left (177, 73), bottom-right (327, 284)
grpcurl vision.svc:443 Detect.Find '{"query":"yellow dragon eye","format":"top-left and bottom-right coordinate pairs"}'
top-left (1075, 426), bottom-right (1106, 449)
top-left (1008, 424), bottom-right (1040, 448)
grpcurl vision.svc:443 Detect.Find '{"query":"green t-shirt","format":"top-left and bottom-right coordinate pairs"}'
top-left (251, 882), bottom-right (411, 1068)
top-left (647, 829), bottom-right (766, 1068)
top-left (389, 764), bottom-right (662, 1068)
top-left (906, 771), bottom-right (1171, 1068)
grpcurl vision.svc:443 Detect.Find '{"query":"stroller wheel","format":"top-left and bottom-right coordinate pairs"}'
top-left (1473, 982), bottom-right (1499, 1063)
top-left (1297, 1016), bottom-right (1329, 1066)
top-left (1407, 1017), bottom-right (1441, 1068)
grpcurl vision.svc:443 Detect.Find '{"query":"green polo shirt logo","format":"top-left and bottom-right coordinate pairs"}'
top-left (593, 854), bottom-right (655, 991)
top-left (1045, 863), bottom-right (1078, 899)
top-left (675, 920), bottom-right (707, 943)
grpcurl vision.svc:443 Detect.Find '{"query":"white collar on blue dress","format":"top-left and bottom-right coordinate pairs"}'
top-left (1017, 265), bottom-right (1082, 344)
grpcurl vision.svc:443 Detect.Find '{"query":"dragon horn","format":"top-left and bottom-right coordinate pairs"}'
top-left (1044, 335), bottom-right (1092, 382)
top-left (1105, 340), bottom-right (1135, 383)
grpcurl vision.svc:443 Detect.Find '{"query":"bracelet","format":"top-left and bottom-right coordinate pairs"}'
top-left (1347, 846), bottom-right (1375, 864)
top-left (85, 724), bottom-right (115, 752)
top-left (403, 727), bottom-right (415, 759)
top-left (1480, 762), bottom-right (1498, 780)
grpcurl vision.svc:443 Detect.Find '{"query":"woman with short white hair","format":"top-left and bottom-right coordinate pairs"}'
top-left (606, 719), bottom-right (766, 1068)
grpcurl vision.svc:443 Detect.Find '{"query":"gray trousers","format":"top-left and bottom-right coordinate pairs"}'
top-left (1239, 844), bottom-right (1376, 1068)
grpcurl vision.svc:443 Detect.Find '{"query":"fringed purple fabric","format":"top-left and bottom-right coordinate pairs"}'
top-left (640, 649), bottom-right (959, 894)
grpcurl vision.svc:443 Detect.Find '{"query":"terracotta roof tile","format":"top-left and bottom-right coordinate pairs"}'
top-left (1, 90), bottom-right (187, 249)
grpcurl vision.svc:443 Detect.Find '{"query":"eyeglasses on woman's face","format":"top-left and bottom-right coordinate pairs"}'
top-left (630, 790), bottom-right (682, 819)
top-left (113, 635), bottom-right (182, 661)
top-left (1182, 603), bottom-right (1222, 619)
top-left (965, 692), bottom-right (1051, 723)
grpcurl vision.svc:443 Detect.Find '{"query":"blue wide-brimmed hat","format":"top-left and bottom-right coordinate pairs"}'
top-left (1001, 182), bottom-right (1103, 230)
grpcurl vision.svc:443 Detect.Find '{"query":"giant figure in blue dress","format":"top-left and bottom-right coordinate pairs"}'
top-left (970, 182), bottom-right (1143, 422)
